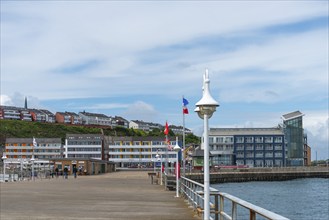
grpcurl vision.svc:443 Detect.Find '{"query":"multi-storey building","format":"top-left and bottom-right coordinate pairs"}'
top-left (30, 109), bottom-right (56, 123)
top-left (0, 106), bottom-right (56, 123)
top-left (169, 125), bottom-right (193, 136)
top-left (65, 112), bottom-right (83, 124)
top-left (79, 111), bottom-right (112, 126)
top-left (209, 127), bottom-right (286, 167)
top-left (54, 111), bottom-right (83, 124)
top-left (282, 111), bottom-right (305, 166)
top-left (107, 136), bottom-right (180, 168)
top-left (64, 134), bottom-right (103, 160)
top-left (5, 138), bottom-right (63, 161)
top-left (0, 106), bottom-right (21, 120)
top-left (129, 120), bottom-right (163, 132)
top-left (304, 134), bottom-right (311, 166)
top-left (20, 109), bottom-right (32, 121)
top-left (111, 116), bottom-right (129, 128)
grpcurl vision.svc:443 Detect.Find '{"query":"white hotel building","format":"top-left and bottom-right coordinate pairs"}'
top-left (64, 134), bottom-right (103, 160)
top-left (106, 136), bottom-right (181, 168)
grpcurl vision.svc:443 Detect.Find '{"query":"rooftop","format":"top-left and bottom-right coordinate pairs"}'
top-left (210, 127), bottom-right (284, 135)
top-left (282, 111), bottom-right (304, 121)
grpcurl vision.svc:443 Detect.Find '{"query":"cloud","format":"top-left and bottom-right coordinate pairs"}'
top-left (1, 1), bottom-right (327, 100)
top-left (1, 1), bottom-right (328, 159)
top-left (0, 94), bottom-right (13, 106)
top-left (81, 103), bottom-right (130, 110)
top-left (122, 101), bottom-right (158, 122)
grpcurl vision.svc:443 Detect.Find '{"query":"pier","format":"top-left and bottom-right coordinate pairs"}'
top-left (0, 171), bottom-right (198, 220)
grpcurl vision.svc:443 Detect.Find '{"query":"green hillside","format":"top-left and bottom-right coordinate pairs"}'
top-left (0, 120), bottom-right (200, 147)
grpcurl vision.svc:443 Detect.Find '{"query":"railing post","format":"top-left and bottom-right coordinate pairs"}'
top-left (215, 194), bottom-right (219, 220)
top-left (220, 195), bottom-right (224, 220)
top-left (250, 210), bottom-right (256, 220)
top-left (232, 201), bottom-right (237, 220)
top-left (165, 173), bottom-right (167, 190)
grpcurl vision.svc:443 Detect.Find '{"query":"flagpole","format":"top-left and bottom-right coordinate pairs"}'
top-left (165, 133), bottom-right (168, 175)
top-left (182, 96), bottom-right (186, 177)
top-left (164, 121), bottom-right (169, 176)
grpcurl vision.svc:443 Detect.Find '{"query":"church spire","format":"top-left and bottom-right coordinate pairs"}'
top-left (24, 97), bottom-right (27, 109)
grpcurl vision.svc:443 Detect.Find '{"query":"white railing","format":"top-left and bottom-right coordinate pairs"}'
top-left (180, 176), bottom-right (289, 220)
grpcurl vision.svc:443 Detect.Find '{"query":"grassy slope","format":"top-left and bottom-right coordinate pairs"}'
top-left (0, 120), bottom-right (200, 147)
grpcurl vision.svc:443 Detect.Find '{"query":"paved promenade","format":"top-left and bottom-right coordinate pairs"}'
top-left (1, 171), bottom-right (199, 220)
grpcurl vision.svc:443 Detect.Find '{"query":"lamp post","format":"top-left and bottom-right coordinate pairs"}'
top-left (19, 158), bottom-right (23, 181)
top-left (195, 69), bottom-right (219, 220)
top-left (156, 150), bottom-right (163, 185)
top-left (2, 153), bottom-right (7, 182)
top-left (173, 137), bottom-right (181, 198)
top-left (31, 137), bottom-right (37, 181)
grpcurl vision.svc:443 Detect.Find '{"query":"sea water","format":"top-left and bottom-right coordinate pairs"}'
top-left (212, 178), bottom-right (329, 220)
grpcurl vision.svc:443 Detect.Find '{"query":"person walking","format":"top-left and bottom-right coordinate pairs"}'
top-left (55, 167), bottom-right (59, 178)
top-left (73, 167), bottom-right (77, 179)
top-left (63, 166), bottom-right (68, 179)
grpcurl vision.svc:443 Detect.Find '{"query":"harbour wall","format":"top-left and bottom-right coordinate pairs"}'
top-left (186, 167), bottom-right (329, 184)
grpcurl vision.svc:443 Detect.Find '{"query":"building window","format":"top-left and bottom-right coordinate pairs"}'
top-left (264, 137), bottom-right (273, 143)
top-left (256, 144), bottom-right (263, 150)
top-left (236, 137), bottom-right (244, 143)
top-left (274, 144), bottom-right (282, 151)
top-left (255, 137), bottom-right (263, 143)
top-left (274, 137), bottom-right (283, 143)
top-left (216, 137), bottom-right (224, 143)
top-left (246, 144), bottom-right (253, 150)
top-left (245, 137), bottom-right (253, 143)
top-left (275, 152), bottom-right (282, 157)
top-left (265, 144), bottom-right (273, 150)
top-left (236, 144), bottom-right (244, 151)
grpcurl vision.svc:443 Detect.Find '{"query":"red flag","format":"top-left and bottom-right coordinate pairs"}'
top-left (164, 122), bottom-right (169, 135)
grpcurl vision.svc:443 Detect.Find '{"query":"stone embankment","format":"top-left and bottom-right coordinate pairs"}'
top-left (187, 167), bottom-right (329, 183)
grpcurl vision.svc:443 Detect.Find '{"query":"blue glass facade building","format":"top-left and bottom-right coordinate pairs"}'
top-left (209, 128), bottom-right (286, 167)
top-left (282, 111), bottom-right (305, 166)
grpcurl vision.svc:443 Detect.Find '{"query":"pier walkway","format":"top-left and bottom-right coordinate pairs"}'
top-left (0, 171), bottom-right (198, 220)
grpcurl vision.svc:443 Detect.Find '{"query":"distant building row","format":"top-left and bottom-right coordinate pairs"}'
top-left (3, 111), bottom-right (311, 168)
top-left (3, 134), bottom-right (182, 169)
top-left (1, 107), bottom-right (311, 167)
top-left (0, 105), bottom-right (192, 135)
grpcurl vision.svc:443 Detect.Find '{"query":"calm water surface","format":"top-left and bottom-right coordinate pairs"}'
top-left (212, 178), bottom-right (329, 220)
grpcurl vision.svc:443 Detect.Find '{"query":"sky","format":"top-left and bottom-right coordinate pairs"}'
top-left (1, 1), bottom-right (328, 160)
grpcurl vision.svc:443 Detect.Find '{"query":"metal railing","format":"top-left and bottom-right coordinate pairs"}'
top-left (180, 176), bottom-right (289, 220)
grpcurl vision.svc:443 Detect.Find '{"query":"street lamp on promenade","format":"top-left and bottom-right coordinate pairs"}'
top-left (173, 137), bottom-right (181, 198)
top-left (195, 69), bottom-right (219, 220)
top-left (32, 137), bottom-right (37, 181)
top-left (2, 153), bottom-right (7, 182)
top-left (156, 149), bottom-right (163, 185)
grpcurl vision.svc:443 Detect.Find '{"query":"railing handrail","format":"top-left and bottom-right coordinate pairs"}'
top-left (218, 192), bottom-right (289, 220)
top-left (179, 176), bottom-right (289, 220)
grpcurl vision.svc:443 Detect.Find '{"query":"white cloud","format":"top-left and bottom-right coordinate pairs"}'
top-left (1, 1), bottom-right (328, 159)
top-left (122, 101), bottom-right (158, 122)
top-left (0, 94), bottom-right (12, 106)
top-left (303, 111), bottom-right (329, 160)
top-left (1, 1), bottom-right (328, 100)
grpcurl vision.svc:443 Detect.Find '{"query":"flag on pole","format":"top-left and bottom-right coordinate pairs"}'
top-left (164, 121), bottom-right (169, 135)
top-left (183, 97), bottom-right (189, 114)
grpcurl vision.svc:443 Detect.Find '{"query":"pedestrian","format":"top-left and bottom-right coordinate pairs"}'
top-left (63, 166), bottom-right (68, 179)
top-left (73, 167), bottom-right (77, 178)
top-left (55, 167), bottom-right (59, 178)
